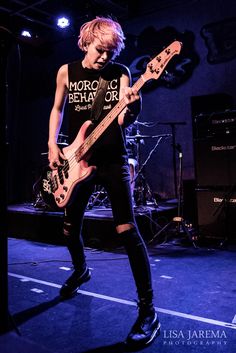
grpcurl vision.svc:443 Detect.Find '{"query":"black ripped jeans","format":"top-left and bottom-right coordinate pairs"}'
top-left (63, 160), bottom-right (154, 303)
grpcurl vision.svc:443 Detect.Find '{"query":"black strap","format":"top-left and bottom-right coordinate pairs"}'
top-left (90, 77), bottom-right (109, 123)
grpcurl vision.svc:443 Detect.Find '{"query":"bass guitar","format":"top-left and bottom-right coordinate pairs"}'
top-left (39, 40), bottom-right (182, 209)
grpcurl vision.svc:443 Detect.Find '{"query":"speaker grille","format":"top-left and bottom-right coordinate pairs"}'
top-left (194, 136), bottom-right (236, 187)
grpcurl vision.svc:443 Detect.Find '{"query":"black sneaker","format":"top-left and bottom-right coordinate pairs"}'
top-left (125, 309), bottom-right (160, 349)
top-left (60, 267), bottom-right (91, 299)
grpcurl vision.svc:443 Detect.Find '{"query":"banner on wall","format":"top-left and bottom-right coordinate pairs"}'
top-left (128, 25), bottom-right (199, 91)
top-left (201, 17), bottom-right (236, 64)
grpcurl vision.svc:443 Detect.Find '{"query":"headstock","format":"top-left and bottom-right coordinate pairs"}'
top-left (143, 41), bottom-right (182, 82)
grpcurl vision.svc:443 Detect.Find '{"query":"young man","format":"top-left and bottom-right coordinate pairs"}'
top-left (47, 16), bottom-right (160, 349)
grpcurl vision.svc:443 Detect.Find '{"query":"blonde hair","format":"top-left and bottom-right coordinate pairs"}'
top-left (78, 17), bottom-right (125, 57)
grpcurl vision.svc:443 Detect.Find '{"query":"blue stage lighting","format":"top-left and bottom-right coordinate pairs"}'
top-left (57, 17), bottom-right (70, 29)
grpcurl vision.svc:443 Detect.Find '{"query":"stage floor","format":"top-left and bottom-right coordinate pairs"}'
top-left (2, 237), bottom-right (236, 353)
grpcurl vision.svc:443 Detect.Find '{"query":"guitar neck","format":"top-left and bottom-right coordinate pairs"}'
top-left (75, 74), bottom-right (146, 161)
top-left (74, 41), bottom-right (182, 161)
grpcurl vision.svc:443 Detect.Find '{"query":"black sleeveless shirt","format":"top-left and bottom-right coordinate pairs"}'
top-left (67, 59), bottom-right (128, 165)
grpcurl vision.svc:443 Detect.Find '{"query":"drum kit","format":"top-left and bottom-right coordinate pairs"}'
top-left (34, 124), bottom-right (196, 246)
top-left (89, 126), bottom-right (172, 209)
top-left (33, 129), bottom-right (172, 209)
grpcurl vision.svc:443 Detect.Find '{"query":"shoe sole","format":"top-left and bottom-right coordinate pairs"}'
top-left (125, 314), bottom-right (161, 349)
top-left (146, 321), bottom-right (161, 345)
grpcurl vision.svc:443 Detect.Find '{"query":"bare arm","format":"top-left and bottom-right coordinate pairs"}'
top-left (118, 67), bottom-right (141, 127)
top-left (48, 64), bottom-right (68, 169)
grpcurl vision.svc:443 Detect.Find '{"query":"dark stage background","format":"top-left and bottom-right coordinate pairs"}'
top-left (4, 0), bottom-right (236, 215)
top-left (1, 0), bottom-right (236, 346)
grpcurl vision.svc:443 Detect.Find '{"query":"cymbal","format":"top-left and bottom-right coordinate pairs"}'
top-left (127, 134), bottom-right (152, 139)
top-left (127, 134), bottom-right (172, 139)
top-left (58, 133), bottom-right (68, 137)
top-left (58, 142), bottom-right (68, 146)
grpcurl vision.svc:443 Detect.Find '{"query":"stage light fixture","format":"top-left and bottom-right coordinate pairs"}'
top-left (21, 30), bottom-right (32, 38)
top-left (57, 17), bottom-right (70, 29)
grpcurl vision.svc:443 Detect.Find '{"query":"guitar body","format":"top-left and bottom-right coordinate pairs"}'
top-left (40, 120), bottom-right (97, 209)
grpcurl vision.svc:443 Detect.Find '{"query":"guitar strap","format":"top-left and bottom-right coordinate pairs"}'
top-left (90, 77), bottom-right (109, 123)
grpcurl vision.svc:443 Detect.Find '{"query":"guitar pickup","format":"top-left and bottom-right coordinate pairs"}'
top-left (52, 175), bottom-right (58, 192)
top-left (58, 166), bottom-right (64, 184)
top-left (64, 160), bottom-right (69, 178)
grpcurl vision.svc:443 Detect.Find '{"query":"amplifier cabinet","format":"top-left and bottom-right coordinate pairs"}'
top-left (194, 136), bottom-right (236, 187)
top-left (196, 188), bottom-right (236, 241)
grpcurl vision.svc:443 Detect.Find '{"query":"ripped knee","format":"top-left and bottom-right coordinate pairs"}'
top-left (116, 222), bottom-right (134, 234)
top-left (63, 221), bottom-right (72, 236)
top-left (115, 225), bottom-right (145, 249)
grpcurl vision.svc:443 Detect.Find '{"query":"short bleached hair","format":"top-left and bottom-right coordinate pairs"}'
top-left (78, 17), bottom-right (125, 57)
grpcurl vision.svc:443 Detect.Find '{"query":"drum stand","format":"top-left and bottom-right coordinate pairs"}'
top-left (87, 186), bottom-right (110, 209)
top-left (150, 144), bottom-right (197, 247)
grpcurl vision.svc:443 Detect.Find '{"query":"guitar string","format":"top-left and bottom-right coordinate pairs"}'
top-left (49, 46), bottom-right (180, 197)
top-left (51, 67), bottom-right (158, 193)
top-left (53, 43), bottom-right (178, 180)
top-left (51, 72), bottom-right (147, 194)
top-left (50, 98), bottom-right (127, 192)
top-left (58, 91), bottom-right (137, 177)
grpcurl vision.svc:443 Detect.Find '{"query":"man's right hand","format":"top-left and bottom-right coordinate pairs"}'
top-left (48, 143), bottom-right (66, 170)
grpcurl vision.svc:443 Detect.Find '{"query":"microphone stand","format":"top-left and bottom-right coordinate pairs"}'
top-left (149, 143), bottom-right (197, 248)
top-left (156, 121), bottom-right (186, 198)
